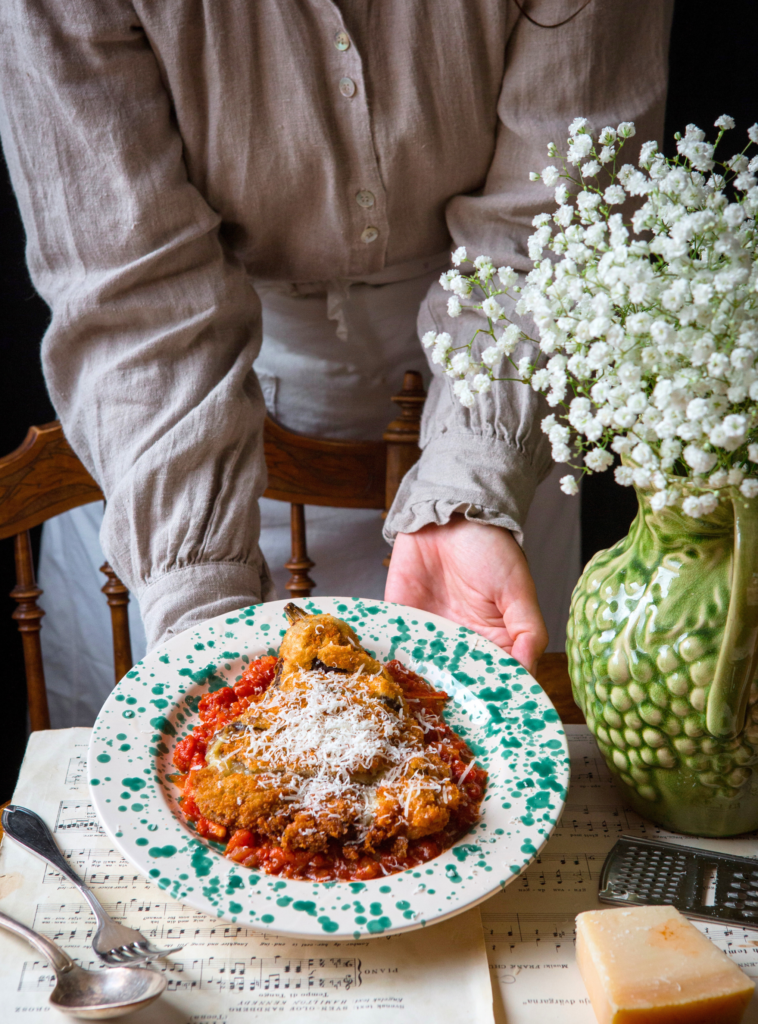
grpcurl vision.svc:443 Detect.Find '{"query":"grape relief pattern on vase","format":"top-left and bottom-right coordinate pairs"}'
top-left (568, 487), bottom-right (758, 836)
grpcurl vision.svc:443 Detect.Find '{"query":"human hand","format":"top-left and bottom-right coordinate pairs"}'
top-left (384, 515), bottom-right (548, 674)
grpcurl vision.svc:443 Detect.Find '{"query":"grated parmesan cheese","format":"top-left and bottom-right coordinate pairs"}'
top-left (207, 666), bottom-right (452, 835)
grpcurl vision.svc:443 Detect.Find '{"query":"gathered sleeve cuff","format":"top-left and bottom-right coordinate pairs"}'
top-left (138, 558), bottom-right (276, 650)
top-left (383, 428), bottom-right (545, 547)
top-left (384, 316), bottom-right (555, 547)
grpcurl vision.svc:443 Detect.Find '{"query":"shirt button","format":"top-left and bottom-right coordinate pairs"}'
top-left (360, 226), bottom-right (379, 244)
top-left (334, 31), bottom-right (350, 51)
top-left (355, 190), bottom-right (375, 209)
top-left (339, 77), bottom-right (356, 98)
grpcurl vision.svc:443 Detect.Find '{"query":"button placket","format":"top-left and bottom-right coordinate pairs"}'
top-left (328, 14), bottom-right (388, 269)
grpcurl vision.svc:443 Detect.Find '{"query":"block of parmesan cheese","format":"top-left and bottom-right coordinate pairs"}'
top-left (576, 905), bottom-right (754, 1024)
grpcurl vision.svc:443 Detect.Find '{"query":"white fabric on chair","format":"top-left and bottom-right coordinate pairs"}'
top-left (38, 501), bottom-right (149, 729)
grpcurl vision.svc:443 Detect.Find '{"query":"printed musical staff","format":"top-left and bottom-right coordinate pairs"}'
top-left (569, 752), bottom-right (613, 784)
top-left (4, 726), bottom-right (492, 1021)
top-left (512, 851), bottom-right (601, 891)
top-left (41, 847), bottom-right (141, 888)
top-left (479, 720), bottom-right (758, 1024)
top-left (33, 898), bottom-right (272, 945)
top-left (19, 956), bottom-right (361, 994)
top-left (6, 723), bottom-right (758, 1024)
top-left (64, 756), bottom-right (87, 789)
top-left (18, 962), bottom-right (57, 993)
top-left (482, 912), bottom-right (576, 944)
top-left (53, 801), bottom-right (105, 836)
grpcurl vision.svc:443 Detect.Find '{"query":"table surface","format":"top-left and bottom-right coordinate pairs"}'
top-left (535, 651), bottom-right (582, 723)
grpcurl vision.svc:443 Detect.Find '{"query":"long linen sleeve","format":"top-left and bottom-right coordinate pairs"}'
top-left (0, 0), bottom-right (270, 649)
top-left (384, 0), bottom-right (675, 545)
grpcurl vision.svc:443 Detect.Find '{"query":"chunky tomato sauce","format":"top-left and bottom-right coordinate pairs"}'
top-left (172, 657), bottom-right (487, 881)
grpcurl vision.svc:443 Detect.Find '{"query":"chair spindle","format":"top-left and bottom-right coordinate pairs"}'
top-left (285, 503), bottom-right (316, 599)
top-left (382, 371), bottom-right (427, 566)
top-left (11, 530), bottom-right (50, 731)
top-left (100, 562), bottom-right (133, 683)
top-left (382, 370), bottom-right (427, 511)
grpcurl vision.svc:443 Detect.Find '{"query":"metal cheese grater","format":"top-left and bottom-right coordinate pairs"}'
top-left (598, 835), bottom-right (758, 928)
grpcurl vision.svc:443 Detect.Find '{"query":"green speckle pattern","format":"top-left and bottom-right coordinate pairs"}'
top-left (121, 777), bottom-right (146, 792)
top-left (89, 597), bottom-right (568, 940)
top-left (568, 491), bottom-right (758, 835)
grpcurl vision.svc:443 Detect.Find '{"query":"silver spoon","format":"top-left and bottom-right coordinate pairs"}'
top-left (0, 908), bottom-right (166, 1019)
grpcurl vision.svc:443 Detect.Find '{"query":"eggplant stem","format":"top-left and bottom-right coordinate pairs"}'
top-left (284, 603), bottom-right (308, 624)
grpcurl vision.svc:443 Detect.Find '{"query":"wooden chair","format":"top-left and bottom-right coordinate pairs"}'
top-left (0, 422), bottom-right (126, 731)
top-left (264, 370), bottom-right (427, 598)
top-left (0, 368), bottom-right (578, 731)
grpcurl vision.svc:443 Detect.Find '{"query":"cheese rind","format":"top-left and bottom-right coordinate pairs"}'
top-left (576, 905), bottom-right (754, 1024)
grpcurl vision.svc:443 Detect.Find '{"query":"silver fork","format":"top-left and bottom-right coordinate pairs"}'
top-left (1, 805), bottom-right (183, 966)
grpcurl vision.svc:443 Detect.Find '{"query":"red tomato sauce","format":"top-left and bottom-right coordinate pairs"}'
top-left (172, 657), bottom-right (487, 881)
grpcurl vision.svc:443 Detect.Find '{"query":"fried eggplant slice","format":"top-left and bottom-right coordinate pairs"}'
top-left (187, 604), bottom-right (466, 855)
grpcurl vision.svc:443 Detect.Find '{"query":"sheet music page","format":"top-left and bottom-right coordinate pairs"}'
top-left (484, 724), bottom-right (758, 1024)
top-left (0, 728), bottom-right (495, 1024)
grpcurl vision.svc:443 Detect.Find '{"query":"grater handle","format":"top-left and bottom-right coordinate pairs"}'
top-left (598, 840), bottom-right (639, 904)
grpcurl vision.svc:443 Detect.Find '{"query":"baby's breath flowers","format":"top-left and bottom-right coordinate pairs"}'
top-left (430, 116), bottom-right (758, 516)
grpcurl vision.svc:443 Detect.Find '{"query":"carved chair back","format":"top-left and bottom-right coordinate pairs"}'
top-left (0, 371), bottom-right (427, 731)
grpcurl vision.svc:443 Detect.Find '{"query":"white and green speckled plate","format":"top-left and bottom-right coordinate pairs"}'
top-left (88, 597), bottom-right (569, 940)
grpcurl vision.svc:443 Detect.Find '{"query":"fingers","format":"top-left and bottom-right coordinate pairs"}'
top-left (385, 522), bottom-right (550, 678)
top-left (495, 533), bottom-right (548, 672)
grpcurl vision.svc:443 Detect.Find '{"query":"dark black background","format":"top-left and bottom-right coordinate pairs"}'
top-left (0, 0), bottom-right (754, 798)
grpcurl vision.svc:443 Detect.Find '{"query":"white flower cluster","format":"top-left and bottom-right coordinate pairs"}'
top-left (434, 116), bottom-right (758, 517)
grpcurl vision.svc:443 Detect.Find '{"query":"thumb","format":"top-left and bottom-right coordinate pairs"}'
top-left (509, 630), bottom-right (545, 677)
top-left (502, 600), bottom-right (548, 676)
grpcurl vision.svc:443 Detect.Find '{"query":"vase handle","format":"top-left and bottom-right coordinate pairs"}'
top-left (706, 494), bottom-right (758, 738)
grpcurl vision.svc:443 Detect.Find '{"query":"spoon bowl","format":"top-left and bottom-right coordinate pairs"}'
top-left (0, 908), bottom-right (167, 1019)
top-left (50, 962), bottom-right (167, 1019)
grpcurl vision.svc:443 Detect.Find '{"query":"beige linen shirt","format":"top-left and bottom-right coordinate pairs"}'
top-left (0, 0), bottom-right (673, 649)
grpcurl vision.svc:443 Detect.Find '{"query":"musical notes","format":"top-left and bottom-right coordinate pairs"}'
top-left (569, 752), bottom-right (613, 785)
top-left (33, 898), bottom-right (287, 946)
top-left (19, 955), bottom-right (360, 994)
top-left (483, 911), bottom-right (575, 944)
top-left (7, 723), bottom-right (757, 1023)
top-left (64, 755), bottom-right (87, 789)
top-left (18, 962), bottom-right (57, 993)
top-left (512, 850), bottom-right (600, 891)
top-left (53, 800), bottom-right (105, 836)
top-left (41, 847), bottom-right (141, 888)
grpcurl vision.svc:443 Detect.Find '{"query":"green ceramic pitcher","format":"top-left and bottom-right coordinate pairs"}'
top-left (567, 485), bottom-right (758, 836)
